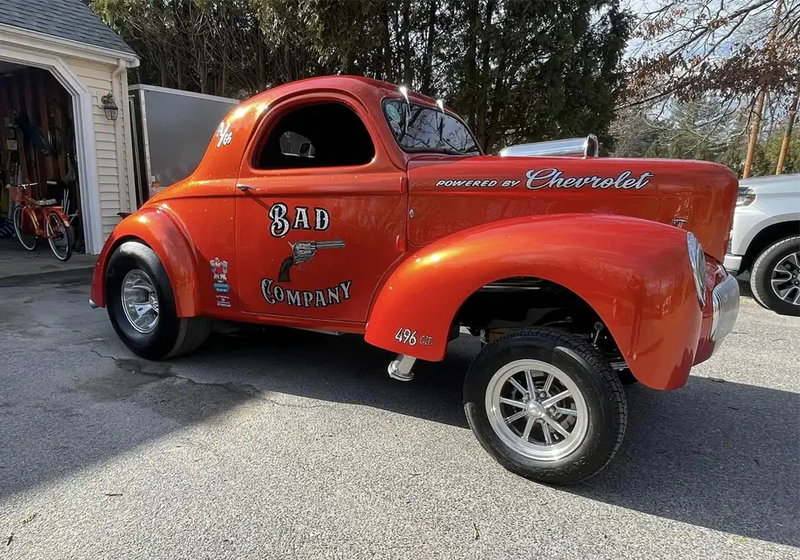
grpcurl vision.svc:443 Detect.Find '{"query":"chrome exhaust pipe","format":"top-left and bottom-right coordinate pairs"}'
top-left (499, 135), bottom-right (599, 158)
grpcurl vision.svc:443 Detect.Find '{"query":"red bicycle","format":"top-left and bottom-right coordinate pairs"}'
top-left (6, 183), bottom-right (75, 261)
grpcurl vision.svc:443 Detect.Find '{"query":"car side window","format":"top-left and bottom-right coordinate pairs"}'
top-left (254, 102), bottom-right (375, 169)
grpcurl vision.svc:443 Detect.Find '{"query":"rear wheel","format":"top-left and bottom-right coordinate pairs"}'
top-left (12, 206), bottom-right (37, 251)
top-left (464, 327), bottom-right (627, 485)
top-left (45, 212), bottom-right (74, 261)
top-left (106, 241), bottom-right (211, 360)
top-left (750, 236), bottom-right (800, 316)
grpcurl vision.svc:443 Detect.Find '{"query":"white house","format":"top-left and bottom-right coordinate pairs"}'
top-left (0, 0), bottom-right (139, 255)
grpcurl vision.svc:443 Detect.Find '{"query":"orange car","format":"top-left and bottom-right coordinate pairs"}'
top-left (89, 76), bottom-right (740, 484)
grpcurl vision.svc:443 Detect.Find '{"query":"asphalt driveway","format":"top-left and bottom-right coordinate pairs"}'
top-left (0, 270), bottom-right (798, 559)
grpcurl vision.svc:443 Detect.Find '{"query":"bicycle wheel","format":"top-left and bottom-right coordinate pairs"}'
top-left (12, 205), bottom-right (38, 251)
top-left (46, 212), bottom-right (74, 261)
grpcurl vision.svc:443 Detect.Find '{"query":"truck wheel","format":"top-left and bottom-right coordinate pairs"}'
top-left (750, 236), bottom-right (800, 316)
top-left (464, 327), bottom-right (627, 485)
top-left (105, 241), bottom-right (211, 360)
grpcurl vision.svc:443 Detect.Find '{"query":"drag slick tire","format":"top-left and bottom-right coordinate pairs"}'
top-left (105, 241), bottom-right (211, 360)
top-left (464, 327), bottom-right (627, 485)
top-left (749, 236), bottom-right (800, 316)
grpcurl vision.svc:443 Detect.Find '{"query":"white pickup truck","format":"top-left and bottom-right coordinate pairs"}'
top-left (725, 173), bottom-right (800, 315)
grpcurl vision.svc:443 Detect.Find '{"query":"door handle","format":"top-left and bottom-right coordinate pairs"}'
top-left (237, 184), bottom-right (257, 192)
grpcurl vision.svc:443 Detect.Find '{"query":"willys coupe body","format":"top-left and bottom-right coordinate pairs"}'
top-left (90, 76), bottom-right (740, 485)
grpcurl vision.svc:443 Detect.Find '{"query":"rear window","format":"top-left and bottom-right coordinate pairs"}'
top-left (383, 99), bottom-right (480, 156)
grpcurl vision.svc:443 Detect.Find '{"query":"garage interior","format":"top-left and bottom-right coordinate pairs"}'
top-left (0, 62), bottom-right (87, 263)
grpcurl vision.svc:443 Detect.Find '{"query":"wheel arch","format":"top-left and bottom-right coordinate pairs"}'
top-left (741, 219), bottom-right (800, 272)
top-left (90, 208), bottom-right (201, 317)
top-left (365, 214), bottom-right (702, 390)
top-left (453, 276), bottom-right (605, 339)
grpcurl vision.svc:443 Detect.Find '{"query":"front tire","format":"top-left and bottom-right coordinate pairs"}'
top-left (12, 206), bottom-right (37, 251)
top-left (464, 327), bottom-right (627, 485)
top-left (105, 241), bottom-right (211, 360)
top-left (750, 236), bottom-right (800, 316)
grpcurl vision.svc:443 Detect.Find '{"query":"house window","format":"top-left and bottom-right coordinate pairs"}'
top-left (254, 103), bottom-right (375, 169)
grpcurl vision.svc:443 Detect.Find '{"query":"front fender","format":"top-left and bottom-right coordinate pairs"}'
top-left (90, 207), bottom-right (201, 317)
top-left (365, 214), bottom-right (701, 390)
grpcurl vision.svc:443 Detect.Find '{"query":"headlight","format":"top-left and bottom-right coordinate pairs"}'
top-left (736, 187), bottom-right (755, 206)
top-left (687, 232), bottom-right (707, 307)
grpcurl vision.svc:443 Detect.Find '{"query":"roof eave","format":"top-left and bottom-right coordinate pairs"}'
top-left (0, 23), bottom-right (139, 66)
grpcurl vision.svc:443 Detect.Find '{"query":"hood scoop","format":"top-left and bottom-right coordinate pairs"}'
top-left (499, 135), bottom-right (599, 158)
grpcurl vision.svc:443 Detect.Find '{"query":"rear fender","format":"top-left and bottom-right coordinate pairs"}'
top-left (90, 207), bottom-right (200, 317)
top-left (365, 214), bottom-right (701, 390)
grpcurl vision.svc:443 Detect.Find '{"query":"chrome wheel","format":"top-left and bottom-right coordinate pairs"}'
top-left (770, 251), bottom-right (800, 306)
top-left (121, 270), bottom-right (159, 333)
top-left (485, 359), bottom-right (589, 462)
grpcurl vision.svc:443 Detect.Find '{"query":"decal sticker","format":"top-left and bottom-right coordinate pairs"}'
top-left (260, 279), bottom-right (352, 307)
top-left (278, 239), bottom-right (346, 282)
top-left (394, 328), bottom-right (434, 347)
top-left (216, 294), bottom-right (231, 308)
top-left (215, 122), bottom-right (233, 147)
top-left (395, 328), bottom-right (418, 346)
top-left (435, 179), bottom-right (498, 188)
top-left (525, 169), bottom-right (654, 191)
top-left (269, 204), bottom-right (330, 238)
top-left (434, 179), bottom-right (521, 188)
top-left (210, 257), bottom-right (230, 293)
top-left (433, 171), bottom-right (654, 191)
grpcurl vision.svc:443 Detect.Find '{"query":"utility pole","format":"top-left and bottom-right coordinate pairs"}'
top-left (743, 0), bottom-right (783, 178)
top-left (776, 75), bottom-right (800, 174)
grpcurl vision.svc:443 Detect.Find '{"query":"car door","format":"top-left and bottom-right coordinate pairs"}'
top-left (234, 95), bottom-right (407, 325)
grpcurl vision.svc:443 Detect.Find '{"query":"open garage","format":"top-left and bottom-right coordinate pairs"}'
top-left (0, 0), bottom-right (138, 274)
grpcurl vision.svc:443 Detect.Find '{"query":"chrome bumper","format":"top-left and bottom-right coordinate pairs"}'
top-left (88, 298), bottom-right (98, 309)
top-left (711, 274), bottom-right (739, 341)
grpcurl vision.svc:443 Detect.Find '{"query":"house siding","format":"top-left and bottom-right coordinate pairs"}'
top-left (62, 55), bottom-right (133, 239)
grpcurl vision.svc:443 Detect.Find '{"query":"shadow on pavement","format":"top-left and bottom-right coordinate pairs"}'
top-left (574, 377), bottom-right (800, 548)
top-left (1, 285), bottom-right (796, 547)
top-left (191, 326), bottom-right (799, 547)
top-left (191, 325), bottom-right (474, 429)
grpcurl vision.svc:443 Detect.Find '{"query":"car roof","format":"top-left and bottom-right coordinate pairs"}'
top-left (245, 75), bottom-right (439, 107)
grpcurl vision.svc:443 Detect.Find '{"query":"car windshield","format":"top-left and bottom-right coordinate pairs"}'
top-left (383, 99), bottom-right (480, 156)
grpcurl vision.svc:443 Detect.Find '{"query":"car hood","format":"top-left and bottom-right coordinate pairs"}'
top-left (406, 154), bottom-right (739, 262)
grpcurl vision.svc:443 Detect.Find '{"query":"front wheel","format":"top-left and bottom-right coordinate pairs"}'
top-left (750, 236), bottom-right (800, 316)
top-left (105, 241), bottom-right (211, 360)
top-left (45, 212), bottom-right (74, 261)
top-left (12, 206), bottom-right (37, 251)
top-left (464, 327), bottom-right (627, 485)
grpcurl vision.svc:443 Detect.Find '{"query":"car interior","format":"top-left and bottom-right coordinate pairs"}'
top-left (255, 102), bottom-right (376, 169)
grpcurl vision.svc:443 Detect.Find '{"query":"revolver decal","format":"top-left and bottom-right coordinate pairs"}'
top-left (278, 239), bottom-right (345, 282)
